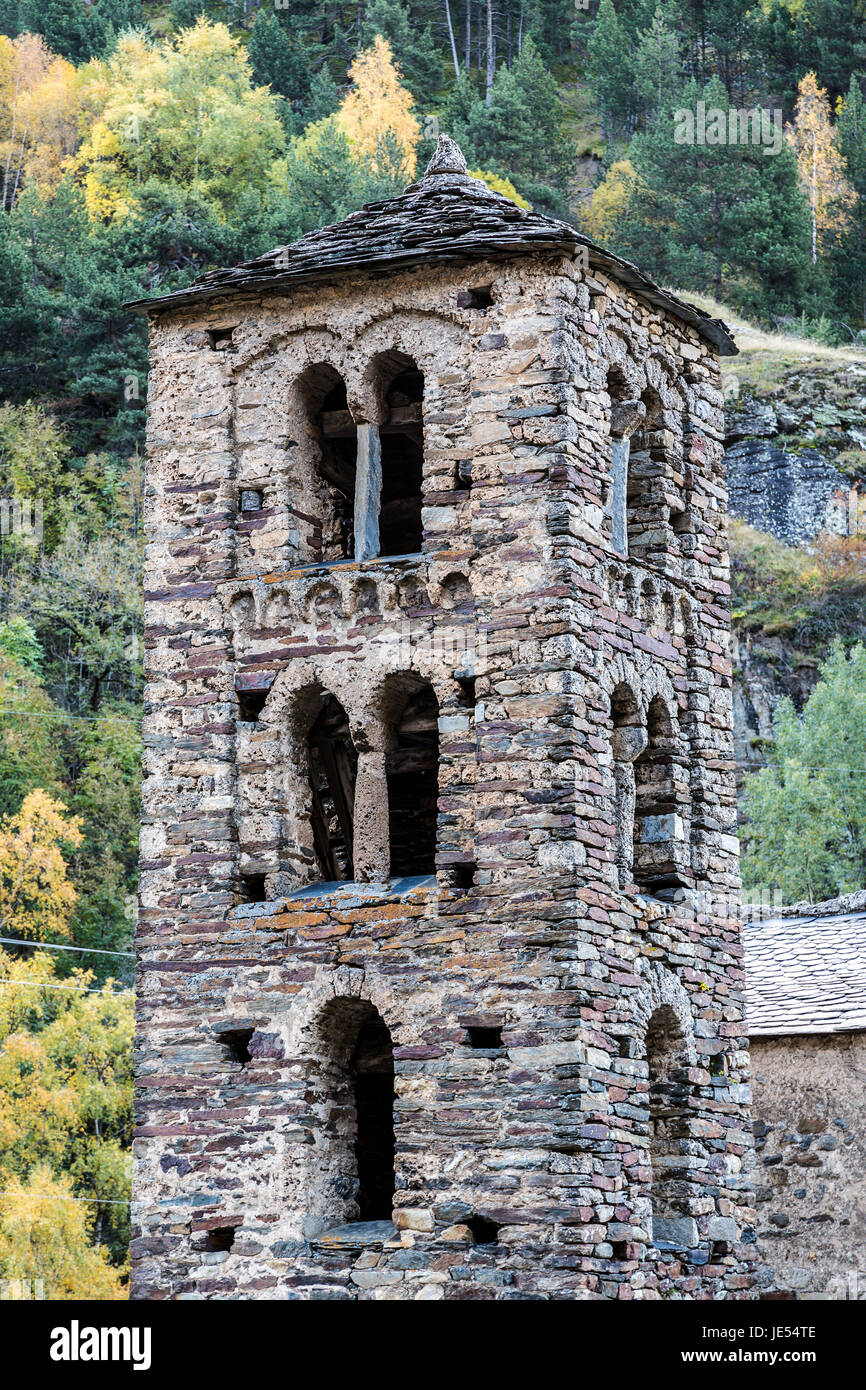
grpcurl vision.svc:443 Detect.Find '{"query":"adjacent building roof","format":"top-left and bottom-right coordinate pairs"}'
top-left (126, 135), bottom-right (737, 355)
top-left (744, 908), bottom-right (866, 1037)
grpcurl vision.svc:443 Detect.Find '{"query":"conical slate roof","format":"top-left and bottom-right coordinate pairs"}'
top-left (128, 135), bottom-right (736, 354)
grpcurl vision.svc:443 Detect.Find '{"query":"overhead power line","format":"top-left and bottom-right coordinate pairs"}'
top-left (0, 978), bottom-right (133, 998)
top-left (0, 935), bottom-right (134, 959)
top-left (0, 1190), bottom-right (130, 1207)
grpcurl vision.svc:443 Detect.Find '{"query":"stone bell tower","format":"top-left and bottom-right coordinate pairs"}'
top-left (131, 137), bottom-right (756, 1300)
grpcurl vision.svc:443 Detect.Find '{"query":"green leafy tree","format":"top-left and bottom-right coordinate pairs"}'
top-left (68, 709), bottom-right (140, 970)
top-left (742, 642), bottom-right (866, 901)
top-left (0, 652), bottom-right (67, 818)
top-left (0, 617), bottom-right (42, 673)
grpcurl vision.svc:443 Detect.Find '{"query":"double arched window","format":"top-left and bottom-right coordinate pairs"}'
top-left (611, 685), bottom-right (688, 895)
top-left (300, 354), bottom-right (425, 565)
top-left (287, 675), bottom-right (440, 890)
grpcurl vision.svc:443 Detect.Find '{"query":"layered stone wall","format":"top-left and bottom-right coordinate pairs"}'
top-left (133, 250), bottom-right (756, 1300)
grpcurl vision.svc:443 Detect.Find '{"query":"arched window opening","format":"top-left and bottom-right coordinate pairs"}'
top-left (606, 367), bottom-right (643, 556)
top-left (307, 692), bottom-right (357, 882)
top-left (633, 696), bottom-right (686, 894)
top-left (377, 357), bottom-right (424, 557)
top-left (315, 999), bottom-right (395, 1228)
top-left (386, 680), bottom-right (439, 877)
top-left (610, 682), bottom-right (644, 888)
top-left (300, 366), bottom-right (357, 562)
top-left (646, 1004), bottom-right (694, 1246)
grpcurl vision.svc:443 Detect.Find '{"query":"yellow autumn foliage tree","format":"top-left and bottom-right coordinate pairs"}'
top-left (786, 72), bottom-right (855, 264)
top-left (469, 169), bottom-right (531, 208)
top-left (0, 789), bottom-right (82, 943)
top-left (335, 35), bottom-right (419, 183)
top-left (581, 159), bottom-right (639, 245)
top-left (0, 32), bottom-right (79, 209)
top-left (73, 20), bottom-right (285, 222)
top-left (0, 944), bottom-right (133, 1281)
top-left (0, 1168), bottom-right (125, 1300)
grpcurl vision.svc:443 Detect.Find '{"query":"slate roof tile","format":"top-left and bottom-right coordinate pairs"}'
top-left (126, 135), bottom-right (736, 355)
top-left (744, 909), bottom-right (866, 1037)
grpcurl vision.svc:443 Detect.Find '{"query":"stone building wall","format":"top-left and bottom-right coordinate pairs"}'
top-left (752, 1033), bottom-right (866, 1300)
top-left (133, 240), bottom-right (756, 1299)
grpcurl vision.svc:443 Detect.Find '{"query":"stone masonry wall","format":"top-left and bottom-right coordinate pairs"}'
top-left (752, 1033), bottom-right (866, 1300)
top-left (133, 249), bottom-right (756, 1300)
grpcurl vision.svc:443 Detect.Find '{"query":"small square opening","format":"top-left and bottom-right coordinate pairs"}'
top-left (239, 873), bottom-right (266, 903)
top-left (611, 1241), bottom-right (629, 1260)
top-left (448, 861), bottom-right (477, 892)
top-left (218, 1027), bottom-right (254, 1065)
top-left (203, 1226), bottom-right (236, 1252)
top-left (456, 459), bottom-right (473, 490)
top-left (238, 689), bottom-right (268, 722)
top-left (457, 286), bottom-right (494, 311)
top-left (466, 1215), bottom-right (499, 1245)
top-left (466, 1025), bottom-right (502, 1050)
top-left (207, 328), bottom-right (233, 351)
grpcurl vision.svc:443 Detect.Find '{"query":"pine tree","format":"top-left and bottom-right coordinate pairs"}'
top-left (834, 73), bottom-right (866, 320)
top-left (15, 0), bottom-right (103, 62)
top-left (587, 0), bottom-right (638, 150)
top-left (247, 10), bottom-right (311, 133)
top-left (363, 0), bottom-right (442, 109)
top-left (454, 36), bottom-right (573, 197)
top-left (618, 76), bottom-right (811, 314)
top-left (634, 3), bottom-right (681, 123)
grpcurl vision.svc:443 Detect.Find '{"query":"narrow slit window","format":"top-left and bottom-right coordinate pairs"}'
top-left (313, 998), bottom-right (395, 1229)
top-left (379, 366), bottom-right (424, 557)
top-left (646, 1005), bottom-right (694, 1248)
top-left (386, 682), bottom-right (439, 877)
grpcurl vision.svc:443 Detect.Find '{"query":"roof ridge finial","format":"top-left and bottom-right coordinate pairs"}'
top-left (425, 133), bottom-right (468, 177)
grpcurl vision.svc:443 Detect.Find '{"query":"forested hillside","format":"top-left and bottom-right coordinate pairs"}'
top-left (0, 0), bottom-right (865, 1297)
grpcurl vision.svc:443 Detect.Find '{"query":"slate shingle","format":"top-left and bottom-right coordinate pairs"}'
top-left (744, 910), bottom-right (866, 1037)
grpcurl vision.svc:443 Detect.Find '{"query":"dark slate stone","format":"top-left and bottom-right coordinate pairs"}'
top-left (310, 1220), bottom-right (397, 1251)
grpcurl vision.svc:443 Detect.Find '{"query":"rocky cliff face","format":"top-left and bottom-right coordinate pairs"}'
top-left (726, 360), bottom-right (866, 546)
top-left (723, 354), bottom-right (866, 778)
